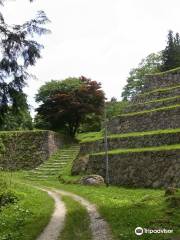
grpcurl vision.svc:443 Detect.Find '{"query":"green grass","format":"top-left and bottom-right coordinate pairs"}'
top-left (41, 182), bottom-right (180, 240)
top-left (78, 128), bottom-right (180, 143)
top-left (0, 174), bottom-right (54, 240)
top-left (92, 144), bottom-right (180, 156)
top-left (60, 195), bottom-right (92, 240)
top-left (77, 131), bottom-right (104, 143)
top-left (146, 66), bottom-right (180, 76)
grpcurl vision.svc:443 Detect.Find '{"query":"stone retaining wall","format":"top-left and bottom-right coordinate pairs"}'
top-left (133, 87), bottom-right (180, 103)
top-left (143, 73), bottom-right (180, 92)
top-left (87, 150), bottom-right (180, 188)
top-left (108, 106), bottom-right (180, 134)
top-left (0, 130), bottom-right (62, 170)
top-left (79, 132), bottom-right (180, 154)
top-left (124, 97), bottom-right (180, 113)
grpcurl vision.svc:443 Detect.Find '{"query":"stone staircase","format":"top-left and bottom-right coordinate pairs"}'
top-left (75, 70), bottom-right (180, 188)
top-left (26, 144), bottom-right (80, 181)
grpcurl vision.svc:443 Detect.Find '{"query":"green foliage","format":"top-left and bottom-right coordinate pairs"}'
top-left (0, 190), bottom-right (18, 208)
top-left (0, 108), bottom-right (33, 131)
top-left (122, 52), bottom-right (162, 100)
top-left (106, 99), bottom-right (129, 119)
top-left (161, 30), bottom-right (180, 71)
top-left (60, 196), bottom-right (91, 240)
top-left (78, 113), bottom-right (102, 133)
top-left (36, 76), bottom-right (105, 137)
top-left (36, 78), bottom-right (82, 103)
top-left (0, 1), bottom-right (49, 121)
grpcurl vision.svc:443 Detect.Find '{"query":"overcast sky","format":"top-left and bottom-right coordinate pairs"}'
top-left (2, 0), bottom-right (180, 115)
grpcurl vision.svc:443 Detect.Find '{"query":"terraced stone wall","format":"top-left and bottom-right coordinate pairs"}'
top-left (143, 73), bottom-right (180, 92)
top-left (124, 96), bottom-right (180, 113)
top-left (108, 106), bottom-right (180, 134)
top-left (74, 70), bottom-right (180, 188)
top-left (0, 130), bottom-right (62, 170)
top-left (79, 132), bottom-right (180, 154)
top-left (87, 150), bottom-right (180, 188)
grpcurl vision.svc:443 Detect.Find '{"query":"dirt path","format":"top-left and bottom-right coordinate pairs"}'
top-left (54, 189), bottom-right (113, 240)
top-left (37, 189), bottom-right (66, 240)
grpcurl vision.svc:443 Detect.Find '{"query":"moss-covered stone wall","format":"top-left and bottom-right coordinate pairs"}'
top-left (79, 131), bottom-right (180, 154)
top-left (0, 130), bottom-right (62, 170)
top-left (87, 150), bottom-right (180, 188)
top-left (108, 106), bottom-right (180, 134)
top-left (144, 73), bottom-right (180, 92)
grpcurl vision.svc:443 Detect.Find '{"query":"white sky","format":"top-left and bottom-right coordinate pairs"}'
top-left (2, 0), bottom-right (180, 115)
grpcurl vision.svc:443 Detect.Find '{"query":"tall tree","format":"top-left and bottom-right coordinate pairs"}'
top-left (0, 0), bottom-right (49, 128)
top-left (122, 53), bottom-right (162, 100)
top-left (36, 77), bottom-right (105, 137)
top-left (161, 30), bottom-right (180, 71)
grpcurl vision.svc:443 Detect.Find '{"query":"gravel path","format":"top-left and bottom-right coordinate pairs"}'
top-left (36, 189), bottom-right (66, 240)
top-left (54, 189), bottom-right (113, 240)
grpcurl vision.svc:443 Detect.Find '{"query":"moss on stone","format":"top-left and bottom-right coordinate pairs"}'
top-left (92, 144), bottom-right (180, 156)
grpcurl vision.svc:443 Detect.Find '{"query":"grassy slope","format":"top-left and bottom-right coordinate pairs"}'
top-left (42, 181), bottom-right (180, 240)
top-left (0, 173), bottom-right (54, 240)
top-left (60, 195), bottom-right (92, 240)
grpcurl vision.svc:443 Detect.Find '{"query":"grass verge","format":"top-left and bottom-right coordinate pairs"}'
top-left (0, 173), bottom-right (54, 240)
top-left (40, 181), bottom-right (180, 240)
top-left (60, 195), bottom-right (92, 240)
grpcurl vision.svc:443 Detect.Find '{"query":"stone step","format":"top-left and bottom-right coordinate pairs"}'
top-left (108, 105), bottom-right (180, 134)
top-left (25, 144), bottom-right (80, 180)
top-left (34, 168), bottom-right (62, 171)
top-left (30, 172), bottom-right (59, 176)
top-left (44, 162), bottom-right (67, 166)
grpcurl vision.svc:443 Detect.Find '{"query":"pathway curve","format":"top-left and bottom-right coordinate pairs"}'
top-left (36, 189), bottom-right (66, 240)
top-left (53, 188), bottom-right (113, 240)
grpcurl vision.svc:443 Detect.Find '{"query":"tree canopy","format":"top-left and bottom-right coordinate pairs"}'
top-left (161, 30), bottom-right (180, 71)
top-left (121, 53), bottom-right (162, 100)
top-left (36, 77), bottom-right (105, 137)
top-left (0, 0), bottom-right (49, 129)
